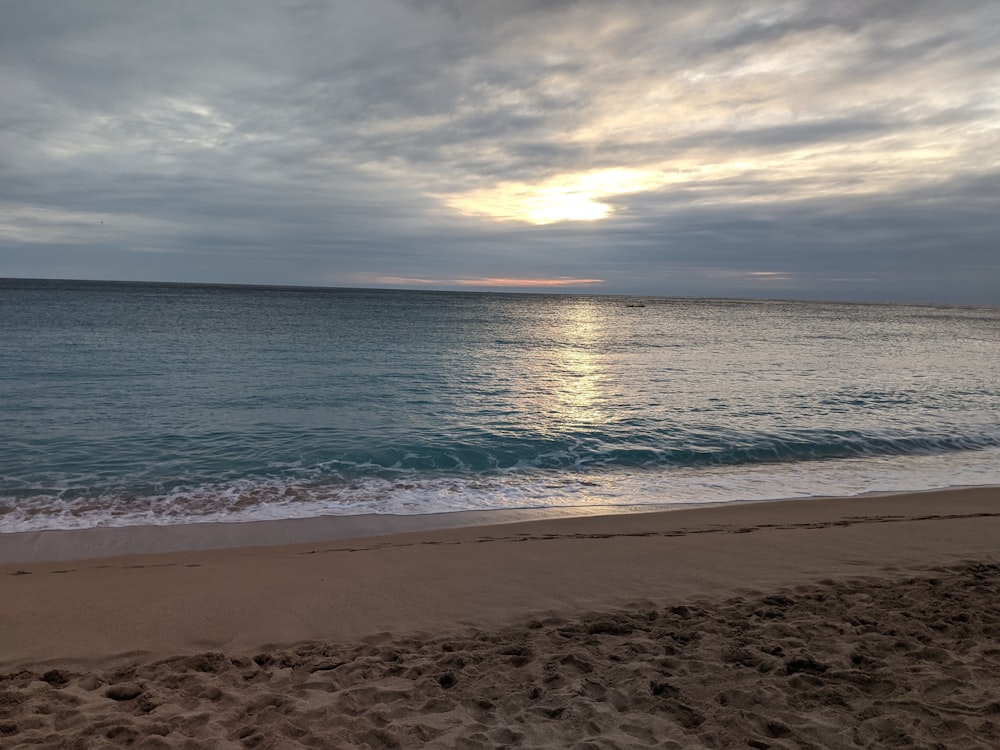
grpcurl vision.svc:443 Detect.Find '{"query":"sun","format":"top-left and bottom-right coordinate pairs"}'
top-left (447, 168), bottom-right (664, 225)
top-left (523, 190), bottom-right (610, 223)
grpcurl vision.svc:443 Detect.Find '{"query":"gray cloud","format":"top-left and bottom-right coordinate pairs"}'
top-left (1, 0), bottom-right (998, 303)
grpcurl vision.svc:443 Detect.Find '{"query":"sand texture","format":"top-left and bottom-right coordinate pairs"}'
top-left (3, 563), bottom-right (1000, 749)
top-left (2, 487), bottom-right (1000, 748)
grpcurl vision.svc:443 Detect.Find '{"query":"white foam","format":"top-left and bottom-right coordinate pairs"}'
top-left (2, 447), bottom-right (999, 533)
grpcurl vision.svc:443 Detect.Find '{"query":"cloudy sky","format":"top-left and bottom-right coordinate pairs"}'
top-left (2, 0), bottom-right (998, 303)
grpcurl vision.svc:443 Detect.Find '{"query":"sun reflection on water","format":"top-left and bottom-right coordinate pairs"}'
top-left (522, 299), bottom-right (610, 435)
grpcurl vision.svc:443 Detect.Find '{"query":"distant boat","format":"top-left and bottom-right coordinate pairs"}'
top-left (625, 301), bottom-right (646, 308)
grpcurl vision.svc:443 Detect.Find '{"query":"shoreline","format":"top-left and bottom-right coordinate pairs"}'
top-left (3, 485), bottom-right (1000, 747)
top-left (0, 502), bottom-right (698, 566)
top-left (2, 484), bottom-right (996, 565)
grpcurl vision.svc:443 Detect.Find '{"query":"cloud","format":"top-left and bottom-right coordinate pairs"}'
top-left (1, 0), bottom-right (998, 302)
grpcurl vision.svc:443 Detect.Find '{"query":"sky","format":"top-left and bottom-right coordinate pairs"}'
top-left (2, 0), bottom-right (999, 304)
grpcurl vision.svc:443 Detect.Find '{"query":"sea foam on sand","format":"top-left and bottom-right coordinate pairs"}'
top-left (2, 487), bottom-right (999, 748)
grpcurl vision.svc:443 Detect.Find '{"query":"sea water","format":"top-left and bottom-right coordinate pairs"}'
top-left (2, 278), bottom-right (998, 532)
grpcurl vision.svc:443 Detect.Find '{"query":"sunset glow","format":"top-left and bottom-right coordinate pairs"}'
top-left (362, 275), bottom-right (603, 289)
top-left (448, 169), bottom-right (666, 225)
top-left (454, 278), bottom-right (603, 287)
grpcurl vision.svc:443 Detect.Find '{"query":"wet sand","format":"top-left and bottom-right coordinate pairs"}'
top-left (2, 487), bottom-right (999, 748)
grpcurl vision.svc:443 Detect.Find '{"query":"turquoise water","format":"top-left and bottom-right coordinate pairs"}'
top-left (2, 278), bottom-right (998, 531)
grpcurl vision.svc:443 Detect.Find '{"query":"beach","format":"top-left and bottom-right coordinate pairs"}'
top-left (2, 486), bottom-right (1000, 748)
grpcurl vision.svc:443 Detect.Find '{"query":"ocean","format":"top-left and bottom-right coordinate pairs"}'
top-left (2, 278), bottom-right (998, 533)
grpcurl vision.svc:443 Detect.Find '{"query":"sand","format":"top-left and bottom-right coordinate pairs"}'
top-left (2, 486), bottom-right (999, 748)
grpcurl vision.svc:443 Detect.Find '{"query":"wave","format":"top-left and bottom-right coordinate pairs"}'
top-left (265, 424), bottom-right (1000, 477)
top-left (3, 424), bottom-right (999, 495)
top-left (2, 425), bottom-right (999, 530)
top-left (3, 446), bottom-right (1000, 533)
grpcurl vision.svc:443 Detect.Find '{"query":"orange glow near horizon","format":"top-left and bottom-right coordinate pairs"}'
top-left (362, 274), bottom-right (604, 289)
top-left (454, 277), bottom-right (603, 287)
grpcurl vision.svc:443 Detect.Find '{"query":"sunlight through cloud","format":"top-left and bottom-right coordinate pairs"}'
top-left (447, 169), bottom-right (667, 225)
